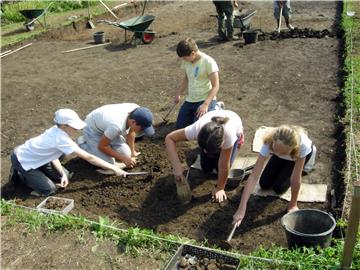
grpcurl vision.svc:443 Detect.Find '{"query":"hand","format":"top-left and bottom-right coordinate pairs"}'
top-left (56, 174), bottom-right (69, 188)
top-left (174, 169), bottom-right (185, 184)
top-left (237, 133), bottom-right (245, 149)
top-left (174, 95), bottom-right (181, 104)
top-left (212, 186), bottom-right (227, 203)
top-left (124, 156), bottom-right (137, 168)
top-left (196, 103), bottom-right (209, 118)
top-left (287, 204), bottom-right (299, 212)
top-left (232, 209), bottom-right (244, 227)
top-left (131, 151), bottom-right (141, 157)
top-left (113, 167), bottom-right (127, 177)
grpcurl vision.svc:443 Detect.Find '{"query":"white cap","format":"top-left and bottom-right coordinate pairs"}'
top-left (54, 109), bottom-right (86, 130)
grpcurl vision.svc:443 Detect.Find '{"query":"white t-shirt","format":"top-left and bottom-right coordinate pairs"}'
top-left (15, 126), bottom-right (79, 171)
top-left (84, 103), bottom-right (139, 140)
top-left (184, 110), bottom-right (243, 149)
top-left (259, 132), bottom-right (312, 161)
top-left (181, 51), bottom-right (219, 103)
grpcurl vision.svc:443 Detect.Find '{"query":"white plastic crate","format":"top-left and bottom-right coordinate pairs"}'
top-left (36, 196), bottom-right (74, 215)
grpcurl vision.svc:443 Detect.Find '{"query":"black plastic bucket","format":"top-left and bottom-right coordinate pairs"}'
top-left (243, 30), bottom-right (258, 44)
top-left (93, 31), bottom-right (105, 44)
top-left (281, 209), bottom-right (336, 248)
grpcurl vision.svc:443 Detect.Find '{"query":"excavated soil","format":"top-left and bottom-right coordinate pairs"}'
top-left (1, 0), bottom-right (344, 261)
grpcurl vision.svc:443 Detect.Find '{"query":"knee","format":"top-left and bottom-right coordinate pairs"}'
top-left (273, 184), bottom-right (289, 195)
top-left (259, 178), bottom-right (272, 190)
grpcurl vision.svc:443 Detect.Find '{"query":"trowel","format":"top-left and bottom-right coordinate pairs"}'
top-left (218, 224), bottom-right (237, 250)
top-left (161, 103), bottom-right (177, 124)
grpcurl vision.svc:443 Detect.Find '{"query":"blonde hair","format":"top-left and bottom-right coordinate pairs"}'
top-left (263, 125), bottom-right (306, 159)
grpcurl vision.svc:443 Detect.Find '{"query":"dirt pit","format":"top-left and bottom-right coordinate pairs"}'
top-left (1, 1), bottom-right (344, 255)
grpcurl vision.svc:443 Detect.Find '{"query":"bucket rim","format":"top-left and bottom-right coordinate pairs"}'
top-left (281, 208), bottom-right (336, 237)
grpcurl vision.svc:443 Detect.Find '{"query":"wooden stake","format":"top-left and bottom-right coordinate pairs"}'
top-left (0, 43), bottom-right (32, 58)
top-left (61, 42), bottom-right (111, 54)
top-left (113, 3), bottom-right (128, 11)
top-left (341, 181), bottom-right (360, 269)
top-left (98, 0), bottom-right (118, 19)
top-left (1, 50), bottom-right (12, 56)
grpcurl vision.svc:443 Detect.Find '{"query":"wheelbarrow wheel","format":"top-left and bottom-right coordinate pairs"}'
top-left (142, 32), bottom-right (155, 44)
top-left (25, 23), bottom-right (35, 31)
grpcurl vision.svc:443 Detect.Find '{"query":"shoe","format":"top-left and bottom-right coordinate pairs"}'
top-left (76, 135), bottom-right (85, 145)
top-left (217, 36), bottom-right (228, 42)
top-left (30, 190), bottom-right (43, 197)
top-left (227, 35), bottom-right (239, 41)
top-left (287, 24), bottom-right (295, 31)
top-left (217, 101), bottom-right (225, 110)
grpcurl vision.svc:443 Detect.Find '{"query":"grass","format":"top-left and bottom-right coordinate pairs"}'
top-left (341, 1), bottom-right (360, 219)
top-left (1, 199), bottom-right (359, 269)
top-left (0, 1), bottom-right (131, 47)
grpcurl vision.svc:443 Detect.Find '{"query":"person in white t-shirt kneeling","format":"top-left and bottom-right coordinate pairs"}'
top-left (9, 109), bottom-right (127, 196)
top-left (232, 125), bottom-right (316, 228)
top-left (166, 110), bottom-right (244, 203)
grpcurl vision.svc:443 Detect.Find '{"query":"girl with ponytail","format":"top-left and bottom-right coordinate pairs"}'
top-left (233, 125), bottom-right (316, 228)
top-left (166, 110), bottom-right (244, 203)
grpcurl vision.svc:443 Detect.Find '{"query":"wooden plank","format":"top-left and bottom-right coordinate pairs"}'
top-left (61, 42), bottom-right (111, 54)
top-left (0, 43), bottom-right (32, 58)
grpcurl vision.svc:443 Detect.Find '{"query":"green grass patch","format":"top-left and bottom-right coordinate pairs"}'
top-left (2, 199), bottom-right (359, 269)
top-left (0, 1), bottom-right (128, 48)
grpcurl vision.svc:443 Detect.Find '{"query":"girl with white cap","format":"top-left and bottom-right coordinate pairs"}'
top-left (9, 109), bottom-right (126, 196)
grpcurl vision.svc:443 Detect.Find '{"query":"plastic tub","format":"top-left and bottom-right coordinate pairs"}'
top-left (36, 196), bottom-right (74, 215)
top-left (281, 209), bottom-right (336, 248)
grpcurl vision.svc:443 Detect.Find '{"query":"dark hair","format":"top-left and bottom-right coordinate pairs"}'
top-left (176, 38), bottom-right (198, 57)
top-left (197, 117), bottom-right (229, 154)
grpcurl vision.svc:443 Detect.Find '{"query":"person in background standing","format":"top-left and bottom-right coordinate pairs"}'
top-left (213, 0), bottom-right (239, 41)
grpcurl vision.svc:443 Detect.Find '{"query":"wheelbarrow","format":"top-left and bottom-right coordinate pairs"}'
top-left (19, 2), bottom-right (54, 31)
top-left (233, 9), bottom-right (257, 33)
top-left (98, 15), bottom-right (156, 45)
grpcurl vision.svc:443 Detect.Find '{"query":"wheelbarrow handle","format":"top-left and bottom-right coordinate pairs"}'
top-left (27, 1), bottom-right (54, 26)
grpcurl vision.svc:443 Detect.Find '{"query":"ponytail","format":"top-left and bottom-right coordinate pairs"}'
top-left (197, 117), bottom-right (229, 154)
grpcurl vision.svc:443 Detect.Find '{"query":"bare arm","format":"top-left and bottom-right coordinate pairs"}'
top-left (174, 73), bottom-right (188, 104)
top-left (165, 129), bottom-right (188, 182)
top-left (126, 127), bottom-right (138, 157)
top-left (233, 154), bottom-right (268, 227)
top-left (212, 147), bottom-right (232, 202)
top-left (98, 135), bottom-right (135, 167)
top-left (197, 71), bottom-right (220, 117)
top-left (73, 147), bottom-right (126, 176)
top-left (51, 159), bottom-right (69, 187)
top-left (288, 157), bottom-right (306, 212)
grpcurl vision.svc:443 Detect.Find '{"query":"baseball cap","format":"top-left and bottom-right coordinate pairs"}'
top-left (54, 109), bottom-right (86, 130)
top-left (132, 107), bottom-right (155, 136)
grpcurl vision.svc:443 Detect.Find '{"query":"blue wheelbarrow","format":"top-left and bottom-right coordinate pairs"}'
top-left (19, 2), bottom-right (54, 31)
top-left (98, 15), bottom-right (156, 45)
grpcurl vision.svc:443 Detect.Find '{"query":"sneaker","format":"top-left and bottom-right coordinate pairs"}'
top-left (30, 190), bottom-right (43, 197)
top-left (217, 101), bottom-right (225, 110)
top-left (217, 36), bottom-right (228, 42)
top-left (227, 35), bottom-right (239, 41)
top-left (76, 135), bottom-right (85, 145)
top-left (287, 24), bottom-right (295, 31)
